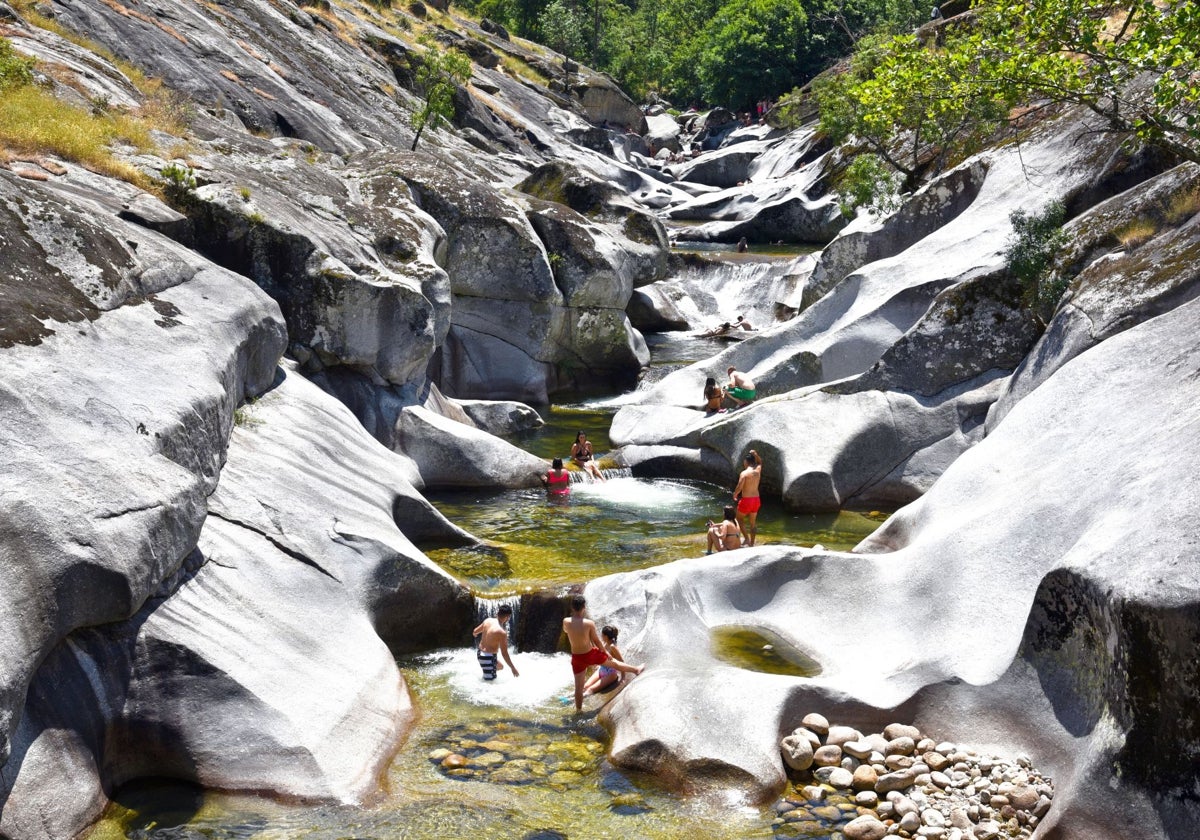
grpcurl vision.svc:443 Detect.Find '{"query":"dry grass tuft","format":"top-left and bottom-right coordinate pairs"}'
top-left (1115, 218), bottom-right (1157, 250)
top-left (1166, 187), bottom-right (1200, 226)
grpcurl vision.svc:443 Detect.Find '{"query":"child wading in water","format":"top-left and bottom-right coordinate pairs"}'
top-left (563, 595), bottom-right (642, 711)
top-left (472, 604), bottom-right (519, 681)
top-left (582, 625), bottom-right (627, 696)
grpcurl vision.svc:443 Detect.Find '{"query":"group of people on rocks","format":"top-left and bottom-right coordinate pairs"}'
top-left (484, 372), bottom-right (767, 707)
top-left (707, 448), bottom-right (763, 553)
top-left (698, 314), bottom-right (754, 339)
top-left (703, 366), bottom-right (757, 412)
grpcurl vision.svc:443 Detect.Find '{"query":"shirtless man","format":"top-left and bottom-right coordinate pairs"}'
top-left (726, 366), bottom-right (756, 408)
top-left (473, 604), bottom-right (519, 681)
top-left (563, 595), bottom-right (643, 711)
top-left (733, 449), bottom-right (763, 547)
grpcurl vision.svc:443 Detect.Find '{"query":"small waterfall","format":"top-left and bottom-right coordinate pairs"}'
top-left (473, 594), bottom-right (523, 650)
top-left (569, 466), bottom-right (632, 482)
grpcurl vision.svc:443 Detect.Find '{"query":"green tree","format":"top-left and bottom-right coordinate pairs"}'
top-left (695, 0), bottom-right (809, 107)
top-left (971, 0), bottom-right (1200, 164)
top-left (537, 0), bottom-right (587, 87)
top-left (0, 37), bottom-right (35, 91)
top-left (1005, 200), bottom-right (1069, 324)
top-left (409, 36), bottom-right (472, 151)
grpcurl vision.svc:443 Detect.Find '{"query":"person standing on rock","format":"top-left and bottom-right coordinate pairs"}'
top-left (726, 366), bottom-right (756, 408)
top-left (571, 431), bottom-right (605, 482)
top-left (473, 605), bottom-right (519, 681)
top-left (563, 595), bottom-right (643, 711)
top-left (733, 449), bottom-right (762, 546)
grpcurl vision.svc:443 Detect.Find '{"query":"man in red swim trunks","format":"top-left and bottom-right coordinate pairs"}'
top-left (563, 594), bottom-right (643, 711)
top-left (733, 449), bottom-right (763, 546)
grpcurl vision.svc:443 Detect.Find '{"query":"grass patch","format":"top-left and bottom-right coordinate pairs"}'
top-left (1166, 187), bottom-right (1200, 226)
top-left (499, 52), bottom-right (548, 85)
top-left (0, 83), bottom-right (153, 186)
top-left (1115, 218), bottom-right (1157, 250)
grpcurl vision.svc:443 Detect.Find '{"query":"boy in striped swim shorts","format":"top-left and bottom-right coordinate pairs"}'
top-left (473, 604), bottom-right (519, 680)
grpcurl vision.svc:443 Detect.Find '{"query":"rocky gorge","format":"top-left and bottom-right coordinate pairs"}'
top-left (1, 1), bottom-right (1199, 839)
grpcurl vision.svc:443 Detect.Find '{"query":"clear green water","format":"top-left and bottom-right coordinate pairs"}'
top-left (710, 626), bottom-right (821, 678)
top-left (86, 337), bottom-right (886, 840)
top-left (426, 480), bottom-right (885, 594)
top-left (89, 650), bottom-right (784, 840)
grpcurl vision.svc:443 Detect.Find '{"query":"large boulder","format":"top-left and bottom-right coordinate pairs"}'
top-left (0, 366), bottom-right (475, 839)
top-left (644, 112), bottom-right (682, 153)
top-left (588, 289), bottom-right (1200, 838)
top-left (0, 167), bottom-right (285, 775)
top-left (988, 162), bottom-right (1200, 428)
top-left (395, 405), bottom-right (549, 488)
top-left (572, 70), bottom-right (646, 132)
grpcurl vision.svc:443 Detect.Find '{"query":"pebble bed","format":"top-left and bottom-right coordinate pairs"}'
top-left (426, 718), bottom-right (653, 814)
top-left (774, 714), bottom-right (1054, 840)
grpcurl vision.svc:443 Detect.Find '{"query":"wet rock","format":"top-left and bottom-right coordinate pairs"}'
top-left (441, 753), bottom-right (469, 769)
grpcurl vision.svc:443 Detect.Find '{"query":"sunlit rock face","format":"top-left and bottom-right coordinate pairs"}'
top-left (591, 289), bottom-right (1200, 839)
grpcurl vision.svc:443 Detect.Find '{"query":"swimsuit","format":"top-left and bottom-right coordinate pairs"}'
top-left (478, 650), bottom-right (498, 680)
top-left (598, 664), bottom-right (617, 680)
top-left (728, 386), bottom-right (755, 402)
top-left (571, 646), bottom-right (610, 674)
top-left (547, 470), bottom-right (571, 495)
top-left (737, 496), bottom-right (761, 514)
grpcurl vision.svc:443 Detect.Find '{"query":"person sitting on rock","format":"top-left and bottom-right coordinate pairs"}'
top-left (706, 505), bottom-right (742, 554)
top-left (564, 595), bottom-right (643, 711)
top-left (571, 431), bottom-right (605, 482)
top-left (473, 605), bottom-right (519, 681)
top-left (735, 315), bottom-right (754, 331)
top-left (702, 376), bottom-right (726, 414)
top-left (582, 624), bottom-right (628, 696)
top-left (726, 366), bottom-right (756, 408)
top-left (543, 457), bottom-right (571, 495)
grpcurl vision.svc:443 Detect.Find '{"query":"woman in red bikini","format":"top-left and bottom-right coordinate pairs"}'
top-left (733, 449), bottom-right (762, 546)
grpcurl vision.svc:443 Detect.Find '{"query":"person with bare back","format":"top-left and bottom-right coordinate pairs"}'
top-left (473, 604), bottom-right (519, 681)
top-left (733, 449), bottom-right (763, 546)
top-left (563, 594), bottom-right (643, 711)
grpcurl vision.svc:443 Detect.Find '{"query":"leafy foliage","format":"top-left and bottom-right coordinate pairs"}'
top-left (0, 38), bottom-right (34, 91)
top-left (537, 0), bottom-right (587, 84)
top-left (813, 1), bottom-right (1200, 215)
top-left (409, 36), bottom-right (472, 151)
top-left (1005, 200), bottom-right (1068, 324)
top-left (835, 153), bottom-right (903, 217)
top-left (695, 0), bottom-right (809, 108)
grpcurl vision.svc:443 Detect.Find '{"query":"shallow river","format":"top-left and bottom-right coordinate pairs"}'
top-left (87, 336), bottom-right (884, 840)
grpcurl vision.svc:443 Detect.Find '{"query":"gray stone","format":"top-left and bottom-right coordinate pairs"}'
top-left (781, 733), bottom-right (815, 771)
top-left (826, 725), bottom-right (862, 746)
top-left (876, 770), bottom-right (917, 794)
top-left (828, 767), bottom-right (855, 789)
top-left (801, 713), bottom-right (830, 736)
top-left (883, 723), bottom-right (922, 743)
top-left (814, 744), bottom-right (844, 767)
top-left (843, 814), bottom-right (889, 840)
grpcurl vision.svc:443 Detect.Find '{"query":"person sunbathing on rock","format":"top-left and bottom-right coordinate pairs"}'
top-left (702, 376), bottom-right (726, 414)
top-left (698, 322), bottom-right (733, 338)
top-left (706, 505), bottom-right (742, 554)
top-left (571, 431), bottom-right (605, 482)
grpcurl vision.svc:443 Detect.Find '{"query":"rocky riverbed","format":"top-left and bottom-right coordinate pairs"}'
top-left (776, 715), bottom-right (1053, 839)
